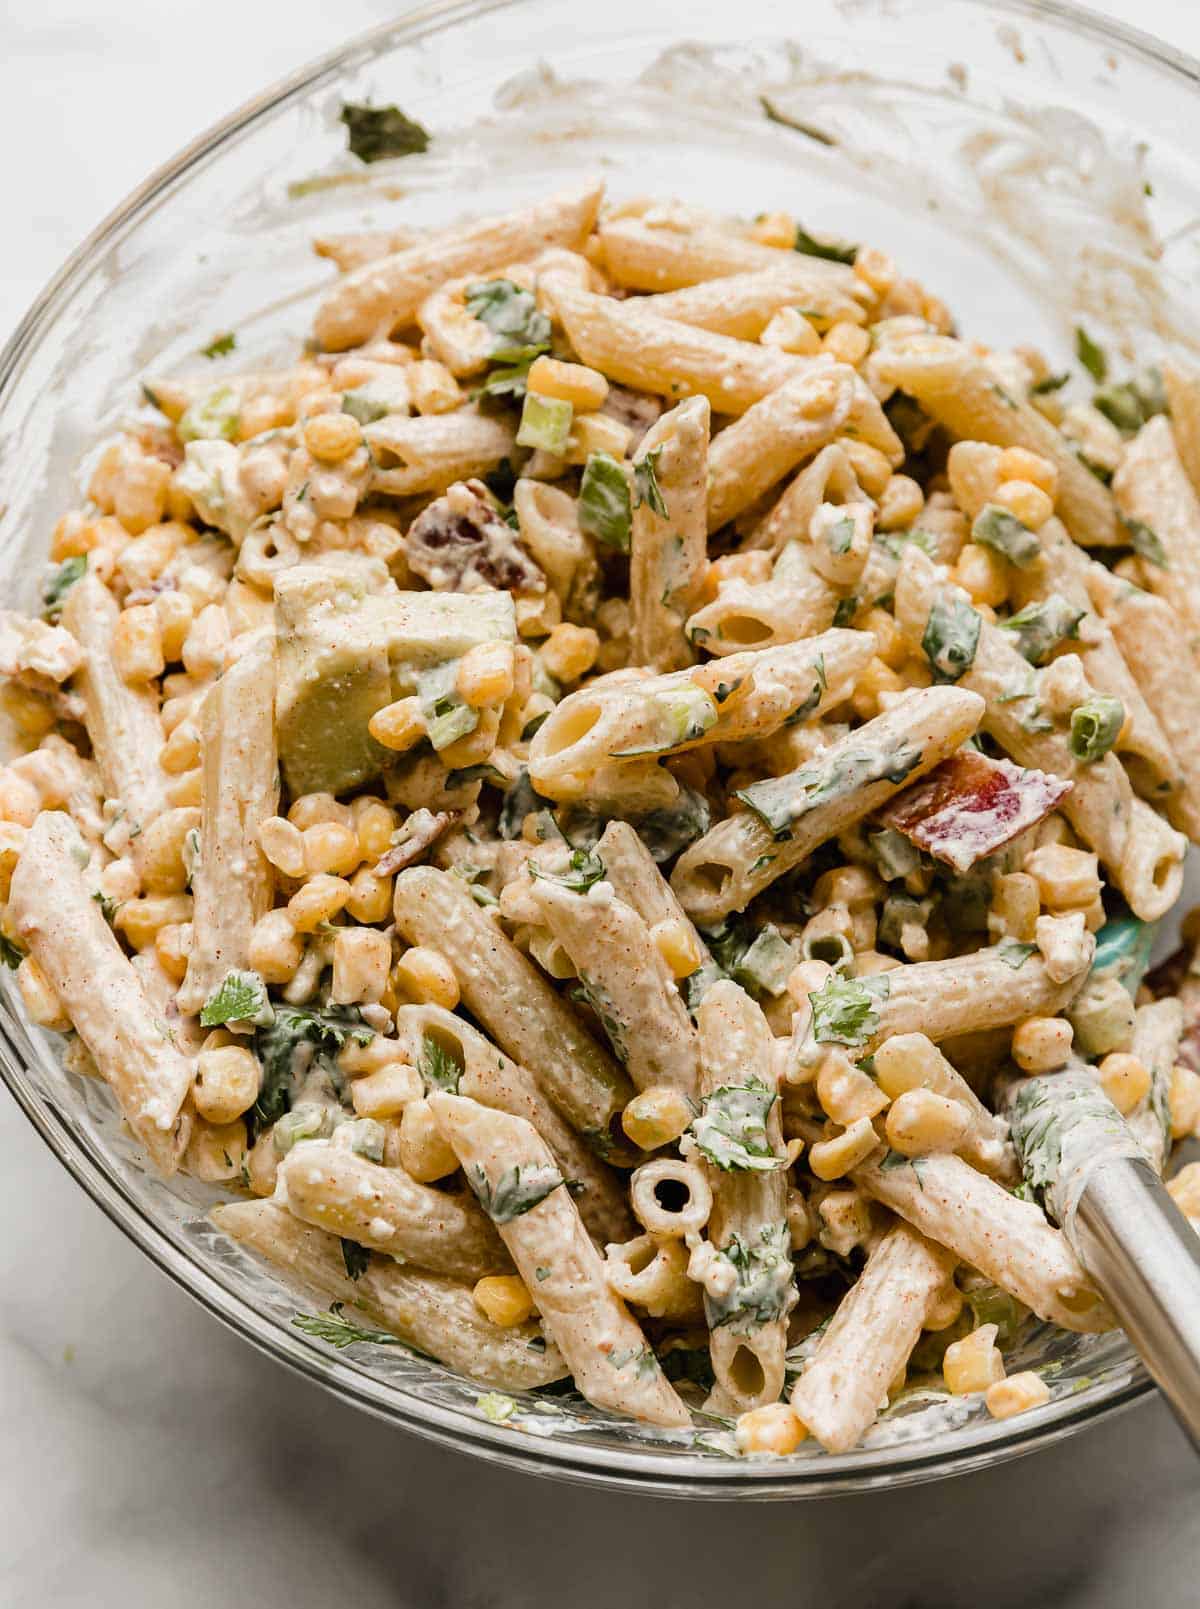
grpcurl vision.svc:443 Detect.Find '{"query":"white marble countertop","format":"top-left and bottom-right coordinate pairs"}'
top-left (4, 2), bottom-right (1200, 1603)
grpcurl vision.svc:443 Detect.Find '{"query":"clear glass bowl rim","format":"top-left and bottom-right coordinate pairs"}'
top-left (0, 0), bottom-right (1192, 1498)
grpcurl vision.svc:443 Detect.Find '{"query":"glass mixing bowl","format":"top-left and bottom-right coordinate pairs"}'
top-left (2, 0), bottom-right (1197, 1498)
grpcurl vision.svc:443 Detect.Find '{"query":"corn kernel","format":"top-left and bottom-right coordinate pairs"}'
top-left (562, 413), bottom-right (631, 466)
top-left (473, 1274), bottom-right (535, 1328)
top-left (353, 798), bottom-right (396, 862)
top-left (368, 697), bottom-right (425, 752)
top-left (823, 321), bottom-right (870, 366)
top-left (955, 543), bottom-right (1009, 607)
top-left (194, 1043), bottom-right (261, 1125)
top-left (166, 768), bottom-right (203, 808)
top-left (750, 211), bottom-right (796, 249)
top-left (876, 474), bottom-right (925, 532)
top-left (302, 821), bottom-right (361, 877)
top-left (331, 926), bottom-right (392, 1004)
top-left (303, 411), bottom-right (362, 463)
top-left (621, 1085), bottom-right (693, 1150)
top-left (760, 307), bottom-right (822, 355)
top-left (809, 1115), bottom-right (879, 1181)
top-left (139, 805), bottom-right (200, 895)
top-left (258, 815), bottom-right (307, 879)
top-left (154, 921), bottom-right (191, 983)
top-left (986, 1371), bottom-right (1050, 1420)
top-left (156, 590), bottom-right (194, 663)
top-left (854, 247), bottom-right (897, 297)
top-left (351, 1061), bottom-right (422, 1119)
top-left (1169, 1064), bottom-right (1200, 1140)
top-left (394, 945), bottom-right (460, 1009)
top-left (998, 447), bottom-right (1059, 499)
top-left (1167, 1161), bottom-right (1200, 1218)
top-left (989, 871), bottom-right (1040, 942)
top-left (994, 479), bottom-right (1054, 529)
top-left (527, 356), bottom-right (609, 411)
top-left (1023, 844), bottom-right (1101, 912)
top-left (0, 769), bottom-right (40, 827)
top-left (925, 1280), bottom-right (965, 1332)
top-left (816, 1051), bottom-right (889, 1125)
top-left (885, 1088), bottom-right (971, 1156)
top-left (187, 1118), bottom-right (250, 1183)
top-left (1098, 1052), bottom-right (1151, 1116)
top-left (837, 440), bottom-right (892, 498)
top-left (287, 874), bottom-right (352, 933)
top-left (346, 866), bottom-right (394, 924)
top-left (398, 1095), bottom-right (459, 1181)
top-left (287, 792), bottom-right (353, 831)
top-left (649, 917), bottom-right (703, 981)
top-left (943, 1322), bottom-right (1005, 1394)
top-left (456, 640), bottom-right (516, 708)
top-left (17, 956), bottom-right (70, 1030)
top-left (409, 360), bottom-right (462, 415)
top-left (539, 624), bottom-right (599, 684)
top-left (160, 719), bottom-right (201, 776)
top-left (736, 1402), bottom-right (808, 1456)
top-left (113, 604), bottom-right (165, 683)
top-left (1012, 1016), bottom-right (1073, 1074)
top-left (115, 893), bottom-right (192, 950)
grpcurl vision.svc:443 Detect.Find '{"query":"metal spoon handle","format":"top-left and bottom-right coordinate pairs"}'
top-left (1073, 1154), bottom-right (1200, 1451)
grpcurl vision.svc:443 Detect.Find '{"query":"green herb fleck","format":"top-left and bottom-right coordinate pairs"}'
top-left (1069, 695), bottom-right (1124, 763)
top-left (808, 971), bottom-right (890, 1049)
top-left (341, 102), bottom-right (431, 163)
top-left (418, 1033), bottom-right (462, 1093)
top-left (999, 595), bottom-right (1085, 664)
top-left (465, 279), bottom-right (552, 360)
top-left (200, 331), bottom-right (236, 360)
top-left (42, 554), bottom-right (87, 619)
top-left (922, 594), bottom-right (981, 683)
top-left (472, 1162), bottom-right (565, 1224)
top-left (476, 1391), bottom-right (517, 1422)
top-left (997, 939), bottom-right (1038, 970)
top-left (690, 1079), bottom-right (782, 1172)
top-left (793, 225), bottom-right (857, 264)
top-left (200, 968), bottom-right (273, 1028)
top-left (578, 452), bottom-right (632, 552)
top-left (705, 1223), bottom-right (795, 1332)
top-left (529, 845), bottom-right (606, 893)
top-left (760, 95), bottom-right (836, 146)
top-left (293, 1302), bottom-right (407, 1350)
top-left (1075, 326), bottom-right (1108, 383)
top-left (972, 504), bottom-right (1041, 568)
top-left (1122, 515), bottom-right (1167, 568)
top-left (633, 446), bottom-right (669, 518)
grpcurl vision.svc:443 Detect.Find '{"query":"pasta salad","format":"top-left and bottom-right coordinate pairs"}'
top-left (7, 172), bottom-right (1200, 1456)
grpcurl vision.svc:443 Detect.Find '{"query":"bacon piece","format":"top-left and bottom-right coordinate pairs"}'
top-left (373, 807), bottom-right (457, 877)
top-left (404, 479), bottom-right (544, 594)
top-left (879, 752), bottom-right (1072, 875)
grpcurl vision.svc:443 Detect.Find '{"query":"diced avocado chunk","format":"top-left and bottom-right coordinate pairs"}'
top-left (274, 556), bottom-right (516, 796)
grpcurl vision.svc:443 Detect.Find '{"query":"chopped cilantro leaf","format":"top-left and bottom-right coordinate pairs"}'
top-left (922, 594), bottom-right (981, 683)
top-left (199, 968), bottom-right (273, 1027)
top-left (200, 331), bottom-right (236, 360)
top-left (690, 1079), bottom-right (782, 1172)
top-left (1075, 326), bottom-right (1108, 383)
top-left (472, 1162), bottom-right (564, 1224)
top-left (633, 446), bottom-right (669, 518)
top-left (808, 971), bottom-right (890, 1048)
top-left (340, 1239), bottom-right (370, 1281)
top-left (42, 554), bottom-right (87, 620)
top-left (341, 102), bottom-right (430, 163)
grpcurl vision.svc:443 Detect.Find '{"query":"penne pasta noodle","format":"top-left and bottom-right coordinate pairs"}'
top-left (429, 1092), bottom-right (691, 1426)
top-left (693, 982), bottom-right (793, 1414)
top-left (639, 264), bottom-right (868, 340)
top-left (530, 629), bottom-right (874, 802)
top-left (597, 215), bottom-right (861, 293)
top-left (393, 1002), bottom-right (635, 1243)
top-left (670, 685), bottom-right (984, 925)
top-left (61, 572), bottom-right (170, 863)
top-left (365, 409), bottom-right (516, 497)
top-left (212, 1197), bottom-right (566, 1389)
top-left (1113, 414), bottom-right (1200, 660)
top-left (704, 364), bottom-right (859, 532)
top-left (553, 284), bottom-right (808, 414)
top-left (629, 396), bottom-right (710, 672)
top-left (314, 180), bottom-right (604, 350)
top-left (177, 633), bottom-right (278, 1015)
top-left (854, 1150), bottom-right (1112, 1333)
top-left (392, 867), bottom-right (634, 1148)
top-left (790, 1222), bottom-right (953, 1452)
top-left (278, 1140), bottom-right (510, 1280)
top-left (530, 879), bottom-right (701, 1096)
top-left (9, 811), bottom-right (193, 1173)
top-left (873, 334), bottom-right (1123, 546)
